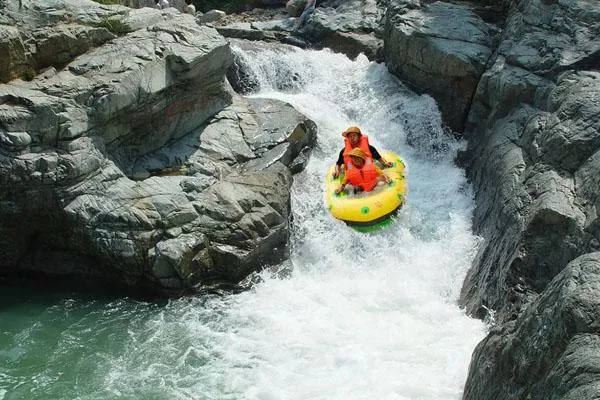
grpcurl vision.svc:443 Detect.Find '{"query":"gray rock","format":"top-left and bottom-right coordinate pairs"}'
top-left (197, 9), bottom-right (226, 24)
top-left (320, 31), bottom-right (383, 61)
top-left (307, 0), bottom-right (383, 35)
top-left (498, 0), bottom-right (600, 76)
top-left (0, 130), bottom-right (31, 152)
top-left (0, 25), bottom-right (33, 83)
top-left (215, 1), bottom-right (386, 62)
top-left (216, 24), bottom-right (288, 42)
top-left (463, 253), bottom-right (600, 400)
top-left (525, 71), bottom-right (600, 173)
top-left (462, 70), bottom-right (600, 326)
top-left (27, 0), bottom-right (125, 25)
top-left (149, 233), bottom-right (211, 289)
top-left (0, 0), bottom-right (318, 296)
top-left (384, 1), bottom-right (497, 132)
top-left (459, 0), bottom-right (600, 395)
top-left (33, 25), bottom-right (116, 70)
top-left (286, 0), bottom-right (306, 17)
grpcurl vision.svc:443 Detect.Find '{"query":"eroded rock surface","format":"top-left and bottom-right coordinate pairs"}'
top-left (0, 1), bottom-right (317, 295)
top-left (464, 253), bottom-right (600, 400)
top-left (383, 1), bottom-right (498, 132)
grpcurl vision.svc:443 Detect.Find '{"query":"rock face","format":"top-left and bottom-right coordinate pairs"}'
top-left (460, 70), bottom-right (600, 322)
top-left (460, 0), bottom-right (600, 324)
top-left (463, 253), bottom-right (600, 400)
top-left (377, 0), bottom-right (600, 397)
top-left (300, 0), bottom-right (385, 61)
top-left (450, 0), bottom-right (600, 398)
top-left (212, 0), bottom-right (386, 62)
top-left (383, 1), bottom-right (498, 132)
top-left (0, 0), bottom-right (122, 83)
top-left (0, 2), bottom-right (317, 295)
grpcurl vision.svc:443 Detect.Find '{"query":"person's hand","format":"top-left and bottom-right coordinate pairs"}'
top-left (384, 175), bottom-right (392, 184)
top-left (381, 159), bottom-right (393, 168)
top-left (332, 170), bottom-right (339, 179)
top-left (335, 185), bottom-right (344, 195)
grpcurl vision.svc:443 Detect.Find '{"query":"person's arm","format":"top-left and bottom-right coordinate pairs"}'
top-left (369, 145), bottom-right (392, 168)
top-left (375, 166), bottom-right (391, 183)
top-left (333, 149), bottom-right (344, 178)
top-left (335, 176), bottom-right (348, 194)
top-left (368, 145), bottom-right (381, 160)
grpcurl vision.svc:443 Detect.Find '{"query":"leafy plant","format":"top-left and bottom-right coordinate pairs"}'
top-left (95, 17), bottom-right (131, 36)
top-left (19, 67), bottom-right (36, 81)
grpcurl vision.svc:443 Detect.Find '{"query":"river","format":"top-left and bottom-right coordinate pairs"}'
top-left (0, 46), bottom-right (486, 400)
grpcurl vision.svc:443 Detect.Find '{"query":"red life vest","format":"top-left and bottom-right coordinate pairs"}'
top-left (342, 135), bottom-right (373, 166)
top-left (346, 158), bottom-right (378, 191)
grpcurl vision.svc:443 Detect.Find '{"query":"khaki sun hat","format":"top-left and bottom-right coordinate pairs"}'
top-left (348, 148), bottom-right (367, 160)
top-left (341, 126), bottom-right (362, 137)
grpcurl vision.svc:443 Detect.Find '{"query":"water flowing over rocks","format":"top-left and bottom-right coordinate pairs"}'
top-left (0, 0), bottom-right (317, 295)
top-left (1, 0), bottom-right (600, 396)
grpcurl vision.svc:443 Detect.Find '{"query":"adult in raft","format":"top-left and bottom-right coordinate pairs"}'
top-left (335, 148), bottom-right (390, 194)
top-left (332, 126), bottom-right (392, 179)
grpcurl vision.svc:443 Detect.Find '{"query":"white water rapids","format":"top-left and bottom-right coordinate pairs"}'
top-left (0, 46), bottom-right (487, 400)
top-left (102, 47), bottom-right (486, 399)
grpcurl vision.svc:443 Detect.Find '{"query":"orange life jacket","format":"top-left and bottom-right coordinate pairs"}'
top-left (346, 158), bottom-right (378, 191)
top-left (343, 135), bottom-right (373, 166)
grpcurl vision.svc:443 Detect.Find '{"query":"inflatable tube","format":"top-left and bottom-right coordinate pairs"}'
top-left (324, 151), bottom-right (407, 232)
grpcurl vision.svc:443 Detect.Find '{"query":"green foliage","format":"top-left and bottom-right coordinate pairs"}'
top-left (19, 67), bottom-right (36, 82)
top-left (95, 17), bottom-right (130, 36)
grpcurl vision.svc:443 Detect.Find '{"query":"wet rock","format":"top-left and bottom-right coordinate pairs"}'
top-left (0, 1), bottom-right (318, 296)
top-left (383, 1), bottom-right (498, 132)
top-left (0, 131), bottom-right (31, 153)
top-left (197, 9), bottom-right (226, 24)
top-left (463, 253), bottom-right (600, 400)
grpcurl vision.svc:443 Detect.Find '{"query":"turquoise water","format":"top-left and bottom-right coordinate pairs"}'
top-left (0, 47), bottom-right (486, 400)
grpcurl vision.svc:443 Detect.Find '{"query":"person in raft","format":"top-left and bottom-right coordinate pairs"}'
top-left (332, 125), bottom-right (392, 179)
top-left (335, 148), bottom-right (391, 194)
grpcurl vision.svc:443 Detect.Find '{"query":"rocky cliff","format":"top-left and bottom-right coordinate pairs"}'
top-left (0, 0), bottom-right (316, 295)
top-left (382, 0), bottom-right (600, 398)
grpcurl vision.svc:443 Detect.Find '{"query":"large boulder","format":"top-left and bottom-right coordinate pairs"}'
top-left (460, 0), bottom-right (600, 324)
top-left (0, 4), bottom-right (318, 295)
top-left (215, 0), bottom-right (386, 61)
top-left (460, 70), bottom-right (600, 323)
top-left (0, 25), bottom-right (34, 83)
top-left (302, 0), bottom-right (384, 38)
top-left (463, 253), bottom-right (600, 400)
top-left (383, 1), bottom-right (497, 132)
top-left (286, 0), bottom-right (306, 17)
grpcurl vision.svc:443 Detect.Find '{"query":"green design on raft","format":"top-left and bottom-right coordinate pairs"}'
top-left (351, 218), bottom-right (395, 233)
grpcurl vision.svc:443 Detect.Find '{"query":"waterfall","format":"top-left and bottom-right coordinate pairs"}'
top-left (0, 46), bottom-right (486, 400)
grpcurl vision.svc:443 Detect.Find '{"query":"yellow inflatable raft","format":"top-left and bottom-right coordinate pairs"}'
top-left (324, 151), bottom-right (407, 232)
